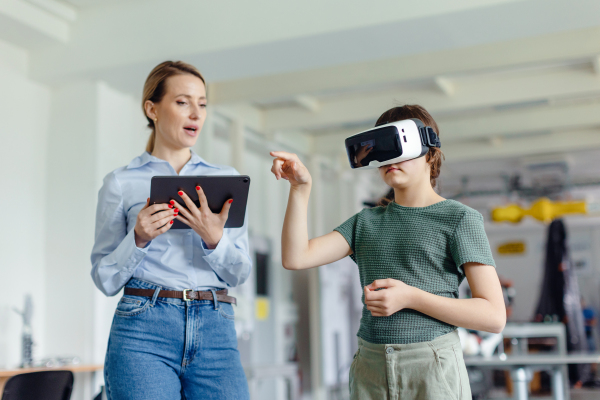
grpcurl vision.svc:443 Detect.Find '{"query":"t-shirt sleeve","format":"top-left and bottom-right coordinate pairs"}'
top-left (450, 210), bottom-right (496, 273)
top-left (334, 212), bottom-right (359, 262)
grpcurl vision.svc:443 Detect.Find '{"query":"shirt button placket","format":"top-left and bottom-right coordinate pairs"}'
top-left (187, 231), bottom-right (193, 265)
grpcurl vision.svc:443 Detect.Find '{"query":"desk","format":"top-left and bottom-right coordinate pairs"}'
top-left (501, 323), bottom-right (569, 399)
top-left (465, 354), bottom-right (600, 400)
top-left (0, 364), bottom-right (104, 394)
top-left (503, 323), bottom-right (567, 355)
top-left (244, 364), bottom-right (299, 400)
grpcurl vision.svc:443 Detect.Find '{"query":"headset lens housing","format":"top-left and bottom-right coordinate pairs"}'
top-left (345, 126), bottom-right (403, 169)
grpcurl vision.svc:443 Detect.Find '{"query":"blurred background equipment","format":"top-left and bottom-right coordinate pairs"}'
top-left (491, 199), bottom-right (600, 223)
top-left (534, 219), bottom-right (589, 385)
top-left (534, 220), bottom-right (586, 353)
top-left (12, 295), bottom-right (33, 368)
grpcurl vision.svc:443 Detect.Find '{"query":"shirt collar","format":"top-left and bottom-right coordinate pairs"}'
top-left (127, 150), bottom-right (220, 170)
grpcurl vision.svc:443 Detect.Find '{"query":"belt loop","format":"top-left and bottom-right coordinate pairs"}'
top-left (209, 289), bottom-right (219, 310)
top-left (150, 286), bottom-right (162, 306)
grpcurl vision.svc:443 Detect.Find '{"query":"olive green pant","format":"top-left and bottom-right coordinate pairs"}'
top-left (349, 330), bottom-right (471, 400)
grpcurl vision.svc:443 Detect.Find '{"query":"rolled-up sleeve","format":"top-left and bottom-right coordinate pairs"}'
top-left (200, 213), bottom-right (252, 288)
top-left (91, 173), bottom-right (149, 296)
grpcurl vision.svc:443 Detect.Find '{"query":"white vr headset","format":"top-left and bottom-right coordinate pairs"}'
top-left (345, 118), bottom-right (441, 169)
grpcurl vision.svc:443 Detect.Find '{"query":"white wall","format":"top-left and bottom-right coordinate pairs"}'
top-left (0, 39), bottom-right (50, 369)
top-left (486, 221), bottom-right (548, 322)
top-left (44, 80), bottom-right (98, 368)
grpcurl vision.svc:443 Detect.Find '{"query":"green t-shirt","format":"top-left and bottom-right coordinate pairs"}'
top-left (334, 199), bottom-right (495, 345)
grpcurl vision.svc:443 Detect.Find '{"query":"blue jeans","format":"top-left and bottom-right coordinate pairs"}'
top-left (104, 279), bottom-right (249, 400)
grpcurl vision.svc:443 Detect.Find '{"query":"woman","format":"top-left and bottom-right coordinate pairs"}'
top-left (270, 105), bottom-right (506, 399)
top-left (91, 61), bottom-right (251, 400)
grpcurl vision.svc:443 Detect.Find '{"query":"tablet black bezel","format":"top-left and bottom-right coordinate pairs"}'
top-left (149, 175), bottom-right (251, 229)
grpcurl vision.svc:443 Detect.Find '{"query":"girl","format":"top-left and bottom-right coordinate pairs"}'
top-left (270, 105), bottom-right (506, 400)
top-left (91, 61), bottom-right (251, 400)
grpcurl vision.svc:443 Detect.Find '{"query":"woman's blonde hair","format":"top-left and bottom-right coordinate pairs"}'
top-left (376, 104), bottom-right (445, 206)
top-left (142, 61), bottom-right (206, 153)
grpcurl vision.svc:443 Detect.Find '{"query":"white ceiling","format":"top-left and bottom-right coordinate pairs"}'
top-left (60, 0), bottom-right (138, 7)
top-left (3, 0), bottom-right (592, 82)
top-left (2, 0), bottom-right (600, 180)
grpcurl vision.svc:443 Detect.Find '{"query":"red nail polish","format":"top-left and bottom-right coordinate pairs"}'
top-left (174, 208), bottom-right (179, 212)
top-left (168, 204), bottom-right (173, 208)
top-left (228, 199), bottom-right (233, 204)
top-left (178, 191), bottom-right (183, 196)
top-left (196, 186), bottom-right (200, 190)
top-left (170, 220), bottom-right (174, 224)
top-left (169, 200), bottom-right (175, 205)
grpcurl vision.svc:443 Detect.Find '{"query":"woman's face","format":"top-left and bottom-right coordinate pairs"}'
top-left (378, 156), bottom-right (431, 189)
top-left (147, 74), bottom-right (207, 151)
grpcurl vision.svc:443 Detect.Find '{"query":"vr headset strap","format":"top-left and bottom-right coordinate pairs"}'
top-left (419, 127), bottom-right (441, 148)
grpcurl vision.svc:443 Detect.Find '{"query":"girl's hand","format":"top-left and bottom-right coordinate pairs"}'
top-left (134, 198), bottom-right (177, 248)
top-left (171, 186), bottom-right (232, 249)
top-left (270, 151), bottom-right (312, 187)
top-left (364, 279), bottom-right (417, 317)
top-left (355, 144), bottom-right (373, 167)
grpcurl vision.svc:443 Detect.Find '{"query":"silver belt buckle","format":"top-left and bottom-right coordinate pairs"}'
top-left (182, 289), bottom-right (193, 302)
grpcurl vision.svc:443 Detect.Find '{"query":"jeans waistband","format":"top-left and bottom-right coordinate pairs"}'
top-left (125, 278), bottom-right (225, 292)
top-left (358, 329), bottom-right (460, 352)
top-left (124, 278), bottom-right (226, 306)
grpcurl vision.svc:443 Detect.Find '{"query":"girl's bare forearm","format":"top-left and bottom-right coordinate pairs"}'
top-left (410, 288), bottom-right (506, 333)
top-left (281, 184), bottom-right (312, 269)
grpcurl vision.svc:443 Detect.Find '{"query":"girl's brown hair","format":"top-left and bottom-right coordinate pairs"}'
top-left (142, 61), bottom-right (206, 153)
top-left (376, 104), bottom-right (444, 206)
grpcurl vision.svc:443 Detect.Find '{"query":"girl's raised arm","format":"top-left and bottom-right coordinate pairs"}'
top-left (271, 151), bottom-right (351, 270)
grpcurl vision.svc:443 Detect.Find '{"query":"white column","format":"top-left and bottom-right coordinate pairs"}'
top-left (45, 81), bottom-right (100, 400)
top-left (308, 153), bottom-right (326, 400)
top-left (230, 118), bottom-right (245, 174)
top-left (197, 108), bottom-right (215, 163)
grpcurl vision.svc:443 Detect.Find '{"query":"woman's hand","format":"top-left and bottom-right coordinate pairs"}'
top-left (172, 186), bottom-right (232, 249)
top-left (364, 279), bottom-right (417, 317)
top-left (270, 151), bottom-right (312, 187)
top-left (134, 198), bottom-right (177, 248)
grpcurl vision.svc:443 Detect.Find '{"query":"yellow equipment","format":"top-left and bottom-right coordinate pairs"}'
top-left (491, 198), bottom-right (587, 223)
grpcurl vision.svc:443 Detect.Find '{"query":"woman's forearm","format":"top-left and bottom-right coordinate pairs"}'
top-left (281, 183), bottom-right (312, 269)
top-left (409, 288), bottom-right (506, 333)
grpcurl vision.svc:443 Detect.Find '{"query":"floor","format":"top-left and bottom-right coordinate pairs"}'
top-left (486, 388), bottom-right (600, 400)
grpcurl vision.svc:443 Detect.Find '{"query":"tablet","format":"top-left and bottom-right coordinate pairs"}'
top-left (149, 175), bottom-right (251, 229)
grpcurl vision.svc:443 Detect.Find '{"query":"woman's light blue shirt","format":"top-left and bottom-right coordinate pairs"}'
top-left (91, 151), bottom-right (252, 296)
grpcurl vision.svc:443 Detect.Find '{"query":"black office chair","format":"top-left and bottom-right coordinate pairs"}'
top-left (1, 370), bottom-right (74, 400)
